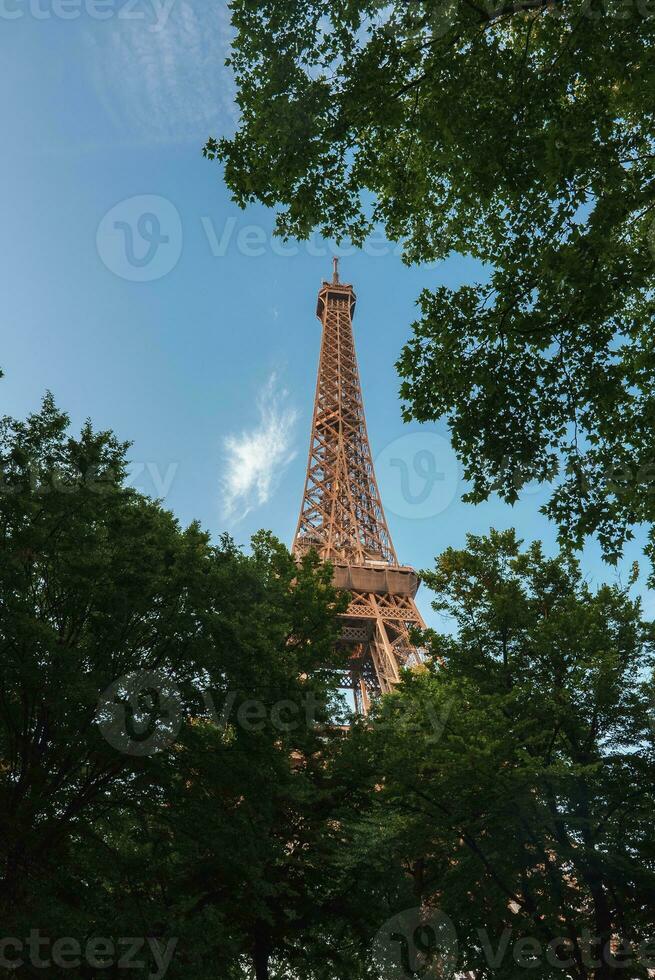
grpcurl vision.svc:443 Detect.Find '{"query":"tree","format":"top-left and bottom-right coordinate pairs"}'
top-left (0, 393), bottom-right (209, 916)
top-left (0, 395), bottom-right (375, 979)
top-left (355, 530), bottom-right (655, 979)
top-left (207, 0), bottom-right (655, 564)
top-left (131, 534), bottom-right (369, 980)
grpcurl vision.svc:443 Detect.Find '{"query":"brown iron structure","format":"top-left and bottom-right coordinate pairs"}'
top-left (293, 260), bottom-right (425, 714)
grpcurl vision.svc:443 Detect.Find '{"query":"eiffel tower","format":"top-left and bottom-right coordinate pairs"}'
top-left (293, 260), bottom-right (425, 714)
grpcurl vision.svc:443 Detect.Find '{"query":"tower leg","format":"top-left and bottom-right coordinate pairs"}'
top-left (369, 619), bottom-right (401, 695)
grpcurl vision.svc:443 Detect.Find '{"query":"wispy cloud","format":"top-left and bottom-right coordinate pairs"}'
top-left (84, 1), bottom-right (237, 146)
top-left (221, 373), bottom-right (298, 522)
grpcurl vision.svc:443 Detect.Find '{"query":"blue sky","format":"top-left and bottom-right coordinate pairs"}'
top-left (2, 0), bottom-right (651, 628)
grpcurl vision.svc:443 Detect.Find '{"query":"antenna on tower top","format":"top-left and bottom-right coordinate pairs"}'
top-left (332, 256), bottom-right (339, 284)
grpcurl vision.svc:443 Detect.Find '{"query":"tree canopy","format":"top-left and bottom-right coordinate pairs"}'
top-left (346, 529), bottom-right (655, 979)
top-left (208, 0), bottom-right (655, 565)
top-left (1, 398), bottom-right (653, 978)
top-left (0, 395), bottom-right (380, 979)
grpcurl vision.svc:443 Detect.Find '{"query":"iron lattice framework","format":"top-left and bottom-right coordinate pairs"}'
top-left (293, 261), bottom-right (425, 713)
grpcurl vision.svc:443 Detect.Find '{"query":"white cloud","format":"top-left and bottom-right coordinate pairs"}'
top-left (221, 373), bottom-right (299, 522)
top-left (84, 0), bottom-right (237, 146)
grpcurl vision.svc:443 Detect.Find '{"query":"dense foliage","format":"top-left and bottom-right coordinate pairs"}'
top-left (352, 530), bottom-right (655, 979)
top-left (0, 397), bottom-right (384, 979)
top-left (208, 0), bottom-right (655, 564)
top-left (1, 400), bottom-right (653, 978)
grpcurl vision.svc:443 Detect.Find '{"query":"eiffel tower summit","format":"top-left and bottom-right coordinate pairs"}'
top-left (293, 259), bottom-right (425, 714)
